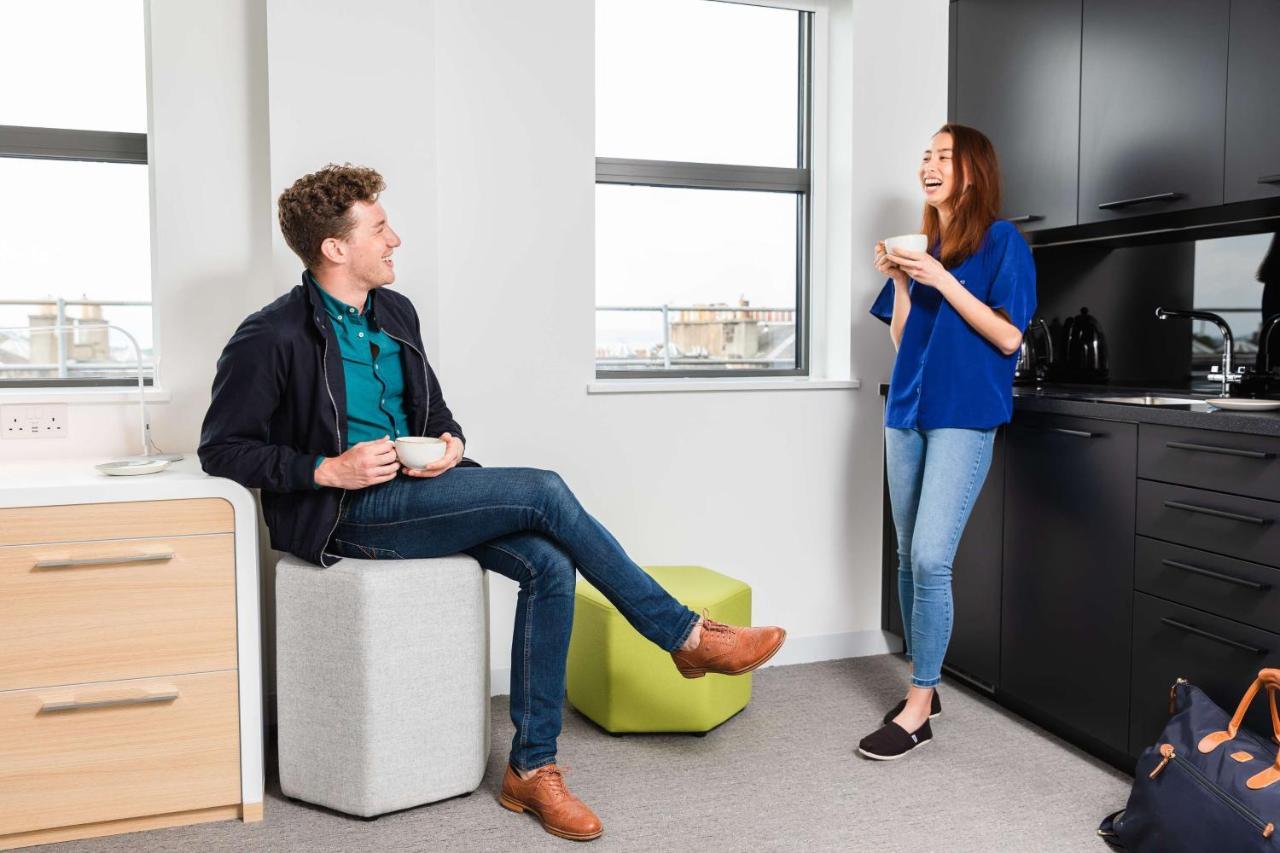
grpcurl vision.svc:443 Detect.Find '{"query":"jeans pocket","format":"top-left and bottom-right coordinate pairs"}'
top-left (332, 538), bottom-right (403, 560)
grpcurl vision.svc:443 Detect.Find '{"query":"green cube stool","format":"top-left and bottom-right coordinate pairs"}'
top-left (566, 565), bottom-right (752, 734)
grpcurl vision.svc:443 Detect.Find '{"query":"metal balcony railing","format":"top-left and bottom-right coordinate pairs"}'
top-left (596, 304), bottom-right (797, 370)
top-left (0, 298), bottom-right (152, 380)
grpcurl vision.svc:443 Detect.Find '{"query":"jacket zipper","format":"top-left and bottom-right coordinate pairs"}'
top-left (383, 329), bottom-right (431, 436)
top-left (319, 333), bottom-right (346, 568)
top-left (1151, 744), bottom-right (1275, 838)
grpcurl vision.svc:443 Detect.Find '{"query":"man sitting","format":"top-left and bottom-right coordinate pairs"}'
top-left (199, 164), bottom-right (787, 842)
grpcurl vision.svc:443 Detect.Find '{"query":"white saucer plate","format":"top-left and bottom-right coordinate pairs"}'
top-left (95, 458), bottom-right (172, 476)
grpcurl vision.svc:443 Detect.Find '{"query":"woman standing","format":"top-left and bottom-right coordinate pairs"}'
top-left (860, 124), bottom-right (1036, 761)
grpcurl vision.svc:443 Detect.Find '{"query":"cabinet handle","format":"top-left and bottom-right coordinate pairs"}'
top-left (33, 552), bottom-right (175, 570)
top-left (40, 689), bottom-right (180, 714)
top-left (1162, 558), bottom-right (1270, 591)
top-left (1163, 500), bottom-right (1270, 526)
top-left (1025, 425), bottom-right (1097, 438)
top-left (1007, 214), bottom-right (1044, 224)
top-left (1259, 174), bottom-right (1280, 185)
top-left (1098, 192), bottom-right (1184, 210)
top-left (1166, 440), bottom-right (1273, 460)
top-left (1160, 617), bottom-right (1266, 655)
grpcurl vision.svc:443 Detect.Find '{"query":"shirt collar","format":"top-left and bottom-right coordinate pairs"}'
top-left (306, 270), bottom-right (371, 322)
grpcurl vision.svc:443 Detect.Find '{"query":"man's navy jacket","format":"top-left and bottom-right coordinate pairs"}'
top-left (198, 274), bottom-right (469, 565)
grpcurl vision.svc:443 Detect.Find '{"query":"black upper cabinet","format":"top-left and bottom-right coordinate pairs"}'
top-left (951, 0), bottom-right (1082, 231)
top-left (1225, 0), bottom-right (1280, 203)
top-left (1078, 0), bottom-right (1229, 223)
top-left (1001, 414), bottom-right (1136, 754)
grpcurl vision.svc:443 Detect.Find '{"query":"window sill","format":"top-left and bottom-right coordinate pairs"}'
top-left (0, 386), bottom-right (171, 405)
top-left (586, 377), bottom-right (861, 395)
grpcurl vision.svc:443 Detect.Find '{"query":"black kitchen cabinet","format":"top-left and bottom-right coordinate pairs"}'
top-left (1000, 414), bottom-right (1136, 753)
top-left (945, 428), bottom-right (1005, 689)
top-left (1077, 0), bottom-right (1229, 223)
top-left (950, 0), bottom-right (1081, 231)
top-left (1130, 593), bottom-right (1280, 757)
top-left (1225, 0), bottom-right (1280, 203)
top-left (881, 428), bottom-right (1005, 691)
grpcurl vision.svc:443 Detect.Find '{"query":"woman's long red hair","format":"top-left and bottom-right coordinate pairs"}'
top-left (922, 124), bottom-right (1002, 268)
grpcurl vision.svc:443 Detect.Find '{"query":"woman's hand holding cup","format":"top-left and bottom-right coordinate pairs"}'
top-left (875, 241), bottom-right (909, 288)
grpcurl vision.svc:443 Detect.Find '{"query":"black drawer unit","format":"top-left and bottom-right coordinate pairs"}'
top-left (1139, 424), bottom-right (1280, 503)
top-left (1135, 537), bottom-right (1280, 633)
top-left (1136, 480), bottom-right (1280, 567)
top-left (1130, 593), bottom-right (1280, 757)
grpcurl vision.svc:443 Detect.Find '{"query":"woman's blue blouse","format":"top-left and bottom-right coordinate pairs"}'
top-left (870, 220), bottom-right (1036, 430)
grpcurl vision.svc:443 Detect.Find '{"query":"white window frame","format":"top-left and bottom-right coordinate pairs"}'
top-left (594, 0), bottom-right (831, 381)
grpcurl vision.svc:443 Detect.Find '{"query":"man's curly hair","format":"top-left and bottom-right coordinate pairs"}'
top-left (278, 164), bottom-right (386, 269)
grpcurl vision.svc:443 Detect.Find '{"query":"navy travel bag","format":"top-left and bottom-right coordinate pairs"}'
top-left (1100, 670), bottom-right (1280, 851)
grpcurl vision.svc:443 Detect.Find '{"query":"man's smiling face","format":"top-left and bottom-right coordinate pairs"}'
top-left (336, 199), bottom-right (402, 288)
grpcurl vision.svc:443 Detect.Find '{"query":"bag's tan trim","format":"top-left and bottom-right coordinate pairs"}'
top-left (1198, 669), bottom-right (1280, 754)
top-left (1232, 751), bottom-right (1255, 763)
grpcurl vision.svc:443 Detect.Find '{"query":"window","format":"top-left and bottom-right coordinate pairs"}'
top-left (0, 1), bottom-right (152, 388)
top-left (595, 0), bottom-right (812, 377)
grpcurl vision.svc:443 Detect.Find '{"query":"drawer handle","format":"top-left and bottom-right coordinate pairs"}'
top-left (1163, 500), bottom-right (1270, 526)
top-left (33, 552), bottom-right (175, 570)
top-left (40, 689), bottom-right (180, 714)
top-left (1259, 174), bottom-right (1280, 185)
top-left (1161, 617), bottom-right (1266, 655)
top-left (1166, 440), bottom-right (1273, 460)
top-left (1162, 558), bottom-right (1271, 591)
top-left (1027, 426), bottom-right (1097, 438)
top-left (1007, 214), bottom-right (1044, 224)
top-left (1098, 191), bottom-right (1184, 210)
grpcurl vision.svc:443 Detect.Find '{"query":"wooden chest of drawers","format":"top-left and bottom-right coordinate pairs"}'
top-left (0, 494), bottom-right (262, 850)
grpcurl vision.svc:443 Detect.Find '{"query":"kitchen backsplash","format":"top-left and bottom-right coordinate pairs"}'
top-left (1031, 229), bottom-right (1279, 389)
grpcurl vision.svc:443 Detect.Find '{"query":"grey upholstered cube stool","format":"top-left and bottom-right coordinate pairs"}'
top-left (275, 553), bottom-right (490, 818)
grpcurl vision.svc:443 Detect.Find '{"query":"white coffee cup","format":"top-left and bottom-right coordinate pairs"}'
top-left (394, 436), bottom-right (447, 469)
top-left (883, 233), bottom-right (928, 256)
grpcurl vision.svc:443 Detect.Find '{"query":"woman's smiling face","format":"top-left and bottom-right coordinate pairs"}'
top-left (919, 131), bottom-right (955, 209)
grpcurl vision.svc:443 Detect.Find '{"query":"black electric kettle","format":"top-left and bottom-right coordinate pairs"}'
top-left (1061, 306), bottom-right (1108, 381)
top-left (1014, 318), bottom-right (1053, 385)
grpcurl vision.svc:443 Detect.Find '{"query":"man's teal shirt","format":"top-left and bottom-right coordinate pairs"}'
top-left (309, 273), bottom-right (411, 475)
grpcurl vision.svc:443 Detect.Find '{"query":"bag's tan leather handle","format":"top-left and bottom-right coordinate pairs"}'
top-left (1199, 669), bottom-right (1280, 754)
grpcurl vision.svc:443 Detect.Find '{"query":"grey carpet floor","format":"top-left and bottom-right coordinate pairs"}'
top-left (31, 656), bottom-right (1132, 853)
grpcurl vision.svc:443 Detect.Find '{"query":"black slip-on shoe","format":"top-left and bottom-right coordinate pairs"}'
top-left (858, 719), bottom-right (933, 761)
top-left (881, 690), bottom-right (942, 726)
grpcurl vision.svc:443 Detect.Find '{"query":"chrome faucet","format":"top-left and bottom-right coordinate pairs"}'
top-left (1155, 307), bottom-right (1249, 395)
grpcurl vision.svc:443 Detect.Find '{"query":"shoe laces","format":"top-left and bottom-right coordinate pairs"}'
top-left (535, 765), bottom-right (571, 799)
top-left (700, 609), bottom-right (734, 635)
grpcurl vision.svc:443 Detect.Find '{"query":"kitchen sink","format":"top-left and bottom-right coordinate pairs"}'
top-left (1090, 395), bottom-right (1205, 406)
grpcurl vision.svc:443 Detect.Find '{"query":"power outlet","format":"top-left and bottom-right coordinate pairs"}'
top-left (1, 404), bottom-right (68, 439)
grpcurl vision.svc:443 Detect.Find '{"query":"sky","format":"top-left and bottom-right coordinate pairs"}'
top-left (0, 0), bottom-right (151, 361)
top-left (595, 0), bottom-right (804, 350)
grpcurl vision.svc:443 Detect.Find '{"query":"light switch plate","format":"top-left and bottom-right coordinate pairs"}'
top-left (1, 404), bottom-right (68, 439)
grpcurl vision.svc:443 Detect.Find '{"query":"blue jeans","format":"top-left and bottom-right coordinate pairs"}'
top-left (884, 427), bottom-right (996, 688)
top-left (327, 467), bottom-right (700, 772)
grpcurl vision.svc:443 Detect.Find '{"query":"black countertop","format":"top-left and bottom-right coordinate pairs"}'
top-left (876, 383), bottom-right (1280, 438)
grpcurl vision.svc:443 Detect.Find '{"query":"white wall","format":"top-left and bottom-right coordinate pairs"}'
top-left (5, 0), bottom-right (951, 692)
top-left (431, 0), bottom-right (949, 685)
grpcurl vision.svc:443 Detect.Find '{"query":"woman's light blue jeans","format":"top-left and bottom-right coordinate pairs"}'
top-left (884, 427), bottom-right (996, 688)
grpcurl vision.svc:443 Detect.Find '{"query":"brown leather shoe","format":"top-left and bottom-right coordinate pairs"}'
top-left (499, 764), bottom-right (603, 842)
top-left (670, 614), bottom-right (787, 678)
